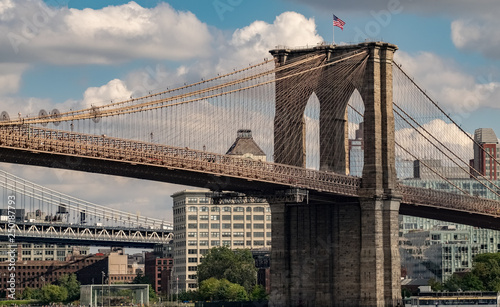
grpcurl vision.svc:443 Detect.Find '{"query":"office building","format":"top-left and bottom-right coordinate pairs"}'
top-left (172, 190), bottom-right (271, 292)
top-left (471, 128), bottom-right (499, 180)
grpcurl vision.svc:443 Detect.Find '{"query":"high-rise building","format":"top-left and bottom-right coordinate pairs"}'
top-left (171, 190), bottom-right (271, 292)
top-left (471, 128), bottom-right (499, 180)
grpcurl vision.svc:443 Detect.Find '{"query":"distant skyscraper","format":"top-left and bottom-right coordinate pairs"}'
top-left (471, 128), bottom-right (499, 180)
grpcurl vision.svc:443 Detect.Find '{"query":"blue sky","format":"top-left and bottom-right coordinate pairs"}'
top-left (1, 0), bottom-right (499, 220)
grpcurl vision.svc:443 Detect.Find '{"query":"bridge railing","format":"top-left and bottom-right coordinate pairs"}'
top-left (0, 125), bottom-right (361, 197)
top-left (399, 184), bottom-right (500, 217)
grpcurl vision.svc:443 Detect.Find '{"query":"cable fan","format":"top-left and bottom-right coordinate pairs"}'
top-left (39, 109), bottom-right (49, 127)
top-left (0, 111), bottom-right (10, 121)
top-left (51, 109), bottom-right (61, 126)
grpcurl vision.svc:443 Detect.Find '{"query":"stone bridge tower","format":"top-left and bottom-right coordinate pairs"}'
top-left (269, 42), bottom-right (401, 307)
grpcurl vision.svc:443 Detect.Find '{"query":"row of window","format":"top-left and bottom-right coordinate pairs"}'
top-left (188, 215), bottom-right (270, 221)
top-left (187, 232), bottom-right (271, 238)
top-left (187, 240), bottom-right (270, 246)
top-left (186, 206), bottom-right (269, 212)
top-left (187, 223), bottom-right (270, 229)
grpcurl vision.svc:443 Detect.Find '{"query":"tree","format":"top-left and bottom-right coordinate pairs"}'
top-left (21, 287), bottom-right (41, 300)
top-left (57, 274), bottom-right (80, 302)
top-left (428, 278), bottom-right (443, 292)
top-left (199, 278), bottom-right (248, 302)
top-left (197, 247), bottom-right (257, 293)
top-left (249, 284), bottom-right (268, 301)
top-left (132, 272), bottom-right (157, 300)
top-left (40, 284), bottom-right (68, 303)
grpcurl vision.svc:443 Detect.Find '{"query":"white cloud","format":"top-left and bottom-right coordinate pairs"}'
top-left (214, 11), bottom-right (323, 74)
top-left (451, 18), bottom-right (500, 60)
top-left (394, 51), bottom-right (500, 115)
top-left (1, 0), bottom-right (212, 65)
top-left (0, 63), bottom-right (28, 95)
top-left (81, 79), bottom-right (132, 109)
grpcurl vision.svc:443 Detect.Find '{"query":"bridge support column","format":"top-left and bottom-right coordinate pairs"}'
top-left (269, 197), bottom-right (401, 307)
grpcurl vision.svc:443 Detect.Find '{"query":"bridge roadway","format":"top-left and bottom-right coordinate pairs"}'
top-left (0, 125), bottom-right (499, 230)
top-left (0, 220), bottom-right (173, 248)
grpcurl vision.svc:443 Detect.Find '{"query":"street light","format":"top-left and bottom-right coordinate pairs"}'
top-left (101, 271), bottom-right (105, 307)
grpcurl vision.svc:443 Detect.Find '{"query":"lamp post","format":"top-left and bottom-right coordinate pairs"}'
top-left (101, 271), bottom-right (105, 307)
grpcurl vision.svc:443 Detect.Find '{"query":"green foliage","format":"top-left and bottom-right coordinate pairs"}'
top-left (428, 278), bottom-right (444, 292)
top-left (439, 253), bottom-right (500, 292)
top-left (0, 300), bottom-right (39, 306)
top-left (197, 247), bottom-right (257, 293)
top-left (57, 274), bottom-right (80, 302)
top-left (40, 284), bottom-right (68, 303)
top-left (132, 272), bottom-right (157, 300)
top-left (249, 284), bottom-right (268, 301)
top-left (198, 278), bottom-right (248, 301)
top-left (21, 287), bottom-right (41, 300)
top-left (178, 290), bottom-right (200, 301)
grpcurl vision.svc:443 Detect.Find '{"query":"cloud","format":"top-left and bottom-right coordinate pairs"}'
top-left (394, 51), bottom-right (500, 116)
top-left (451, 18), bottom-right (500, 60)
top-left (1, 0), bottom-right (212, 65)
top-left (81, 79), bottom-right (132, 109)
top-left (0, 63), bottom-right (29, 95)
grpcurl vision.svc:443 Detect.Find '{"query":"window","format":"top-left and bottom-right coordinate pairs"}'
top-left (211, 232), bottom-right (220, 238)
top-left (234, 240), bottom-right (244, 246)
top-left (188, 206), bottom-right (198, 212)
top-left (188, 224), bottom-right (198, 229)
top-left (199, 232), bottom-right (209, 237)
top-left (254, 241), bottom-right (265, 246)
top-left (222, 232), bottom-right (231, 237)
top-left (188, 241), bottom-right (197, 246)
top-left (199, 215), bottom-right (209, 220)
top-left (233, 215), bottom-right (244, 220)
top-left (254, 224), bottom-right (264, 229)
top-left (199, 223), bottom-right (209, 229)
top-left (188, 215), bottom-right (198, 220)
top-left (211, 207), bottom-right (220, 212)
top-left (254, 215), bottom-right (264, 220)
top-left (188, 232), bottom-right (197, 238)
top-left (233, 223), bottom-right (244, 229)
top-left (188, 249), bottom-right (197, 254)
top-left (246, 215), bottom-right (252, 220)
top-left (254, 232), bottom-right (265, 237)
top-left (233, 232), bottom-right (244, 237)
top-left (187, 198), bottom-right (198, 204)
top-left (222, 215), bottom-right (231, 220)
top-left (199, 198), bottom-right (210, 204)
top-left (254, 207), bottom-right (265, 212)
top-left (211, 240), bottom-right (220, 246)
top-left (246, 207), bottom-right (252, 212)
top-left (188, 266), bottom-right (198, 271)
top-left (211, 223), bottom-right (220, 229)
top-left (247, 223), bottom-right (252, 229)
top-left (188, 258), bottom-right (198, 263)
top-left (200, 206), bottom-right (209, 212)
top-left (188, 283), bottom-right (197, 288)
top-left (222, 207), bottom-right (231, 212)
top-left (199, 241), bottom-right (209, 246)
top-left (246, 232), bottom-right (252, 237)
top-left (266, 232), bottom-right (272, 237)
top-left (222, 240), bottom-right (231, 247)
top-left (234, 207), bottom-right (244, 212)
top-left (211, 215), bottom-right (220, 220)
top-left (222, 223), bottom-right (231, 229)
top-left (266, 215), bottom-right (271, 221)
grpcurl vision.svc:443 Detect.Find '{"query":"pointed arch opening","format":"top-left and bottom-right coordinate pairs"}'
top-left (347, 89), bottom-right (365, 177)
top-left (304, 92), bottom-right (320, 170)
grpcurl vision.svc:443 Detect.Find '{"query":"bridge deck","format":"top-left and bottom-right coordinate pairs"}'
top-left (0, 125), bottom-right (499, 224)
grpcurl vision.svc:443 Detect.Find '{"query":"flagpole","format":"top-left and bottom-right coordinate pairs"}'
top-left (333, 23), bottom-right (335, 45)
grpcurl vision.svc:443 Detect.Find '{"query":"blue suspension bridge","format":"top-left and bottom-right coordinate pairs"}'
top-left (0, 42), bottom-right (498, 306)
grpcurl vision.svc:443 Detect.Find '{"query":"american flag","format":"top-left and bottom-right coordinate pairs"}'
top-left (333, 14), bottom-right (345, 30)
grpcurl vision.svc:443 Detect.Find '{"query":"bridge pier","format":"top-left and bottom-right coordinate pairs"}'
top-left (269, 196), bottom-right (401, 307)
